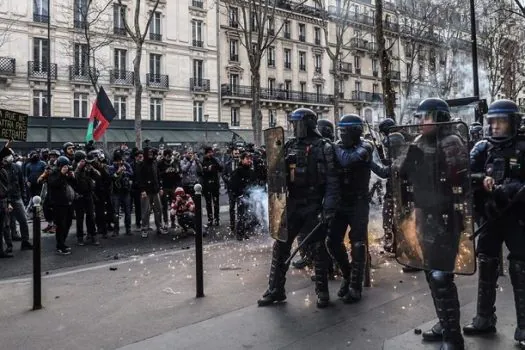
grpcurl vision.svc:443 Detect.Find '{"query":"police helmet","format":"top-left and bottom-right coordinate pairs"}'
top-left (414, 98), bottom-right (451, 123)
top-left (485, 99), bottom-right (521, 143)
top-left (74, 150), bottom-right (87, 163)
top-left (378, 118), bottom-right (396, 135)
top-left (56, 156), bottom-right (70, 168)
top-left (338, 114), bottom-right (364, 147)
top-left (317, 119), bottom-right (335, 141)
top-left (288, 108), bottom-right (318, 138)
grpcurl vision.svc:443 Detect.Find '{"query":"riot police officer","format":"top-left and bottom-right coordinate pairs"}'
top-left (257, 108), bottom-right (339, 308)
top-left (317, 119), bottom-right (335, 141)
top-left (469, 122), bottom-right (483, 149)
top-left (399, 98), bottom-right (467, 350)
top-left (464, 100), bottom-right (525, 348)
top-left (326, 114), bottom-right (373, 303)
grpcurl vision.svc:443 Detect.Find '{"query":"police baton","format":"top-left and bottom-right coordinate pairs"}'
top-left (285, 221), bottom-right (325, 267)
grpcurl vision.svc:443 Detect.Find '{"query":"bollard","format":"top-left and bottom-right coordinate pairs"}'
top-left (32, 196), bottom-right (42, 310)
top-left (194, 184), bottom-right (204, 298)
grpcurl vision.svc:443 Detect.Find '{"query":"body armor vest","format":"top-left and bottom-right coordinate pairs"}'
top-left (286, 138), bottom-right (326, 200)
top-left (338, 142), bottom-right (371, 202)
top-left (485, 138), bottom-right (525, 185)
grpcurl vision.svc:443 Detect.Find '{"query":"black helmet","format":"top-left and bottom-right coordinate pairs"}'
top-left (74, 150), bottom-right (87, 163)
top-left (87, 150), bottom-right (102, 163)
top-left (378, 118), bottom-right (396, 135)
top-left (414, 98), bottom-right (451, 123)
top-left (338, 114), bottom-right (364, 147)
top-left (288, 108), bottom-right (318, 138)
top-left (56, 156), bottom-right (70, 168)
top-left (63, 142), bottom-right (74, 152)
top-left (317, 119), bottom-right (335, 141)
top-left (49, 149), bottom-right (60, 157)
top-left (486, 99), bottom-right (521, 143)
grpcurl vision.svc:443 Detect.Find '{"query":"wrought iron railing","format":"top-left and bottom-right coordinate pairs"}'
top-left (0, 57), bottom-right (15, 76)
top-left (350, 37), bottom-right (369, 50)
top-left (191, 0), bottom-right (203, 8)
top-left (190, 78), bottom-right (210, 92)
top-left (33, 13), bottom-right (49, 23)
top-left (192, 40), bottom-right (203, 48)
top-left (351, 90), bottom-right (383, 102)
top-left (146, 74), bottom-right (169, 89)
top-left (221, 84), bottom-right (332, 105)
top-left (150, 32), bottom-right (162, 41)
top-left (74, 19), bottom-right (87, 29)
top-left (28, 61), bottom-right (57, 80)
top-left (110, 69), bottom-right (134, 86)
top-left (69, 65), bottom-right (98, 82)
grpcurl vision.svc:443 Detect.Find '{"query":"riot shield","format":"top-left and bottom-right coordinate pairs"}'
top-left (264, 127), bottom-right (288, 242)
top-left (388, 121), bottom-right (476, 275)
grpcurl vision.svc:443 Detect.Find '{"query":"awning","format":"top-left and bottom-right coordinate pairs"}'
top-left (232, 130), bottom-right (254, 144)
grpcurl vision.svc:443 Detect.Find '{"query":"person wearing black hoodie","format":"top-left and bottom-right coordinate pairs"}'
top-left (229, 152), bottom-right (257, 240)
top-left (201, 146), bottom-right (223, 227)
top-left (158, 149), bottom-right (181, 229)
top-left (0, 142), bottom-right (14, 258)
top-left (137, 147), bottom-right (165, 237)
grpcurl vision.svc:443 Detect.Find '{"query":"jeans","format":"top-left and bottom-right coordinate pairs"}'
top-left (141, 193), bottom-right (162, 231)
top-left (8, 198), bottom-right (30, 242)
top-left (111, 192), bottom-right (131, 233)
top-left (74, 195), bottom-right (96, 238)
top-left (203, 189), bottom-right (220, 222)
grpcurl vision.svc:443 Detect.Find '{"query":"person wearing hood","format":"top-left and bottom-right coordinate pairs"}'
top-left (201, 146), bottom-right (223, 227)
top-left (109, 150), bottom-right (133, 236)
top-left (158, 148), bottom-right (182, 229)
top-left (130, 150), bottom-right (143, 229)
top-left (24, 150), bottom-right (46, 199)
top-left (136, 147), bottom-right (166, 237)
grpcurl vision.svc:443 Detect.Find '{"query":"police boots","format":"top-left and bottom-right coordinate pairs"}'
top-left (509, 259), bottom-right (525, 348)
top-left (428, 271), bottom-right (464, 350)
top-left (312, 242), bottom-right (330, 308)
top-left (257, 243), bottom-right (287, 307)
top-left (343, 242), bottom-right (366, 304)
top-left (463, 255), bottom-right (499, 335)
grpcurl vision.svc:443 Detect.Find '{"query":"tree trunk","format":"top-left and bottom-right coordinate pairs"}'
top-left (134, 44), bottom-right (143, 148)
top-left (332, 58), bottom-right (340, 125)
top-left (251, 71), bottom-right (263, 146)
top-left (375, 0), bottom-right (395, 121)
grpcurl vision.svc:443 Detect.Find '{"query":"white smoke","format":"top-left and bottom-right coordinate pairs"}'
top-left (241, 185), bottom-right (269, 232)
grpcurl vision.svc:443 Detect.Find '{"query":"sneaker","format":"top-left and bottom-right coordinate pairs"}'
top-left (157, 227), bottom-right (168, 235)
top-left (12, 233), bottom-right (22, 242)
top-left (48, 226), bottom-right (56, 234)
top-left (56, 248), bottom-right (71, 255)
top-left (5, 246), bottom-right (13, 254)
top-left (77, 238), bottom-right (85, 246)
top-left (141, 230), bottom-right (148, 238)
top-left (64, 246), bottom-right (72, 252)
top-left (21, 241), bottom-right (33, 251)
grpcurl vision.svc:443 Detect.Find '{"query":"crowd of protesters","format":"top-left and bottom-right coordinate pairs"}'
top-left (0, 139), bottom-right (267, 257)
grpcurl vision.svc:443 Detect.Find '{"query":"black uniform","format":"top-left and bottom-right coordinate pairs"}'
top-left (464, 100), bottom-right (525, 348)
top-left (229, 161), bottom-right (257, 239)
top-left (158, 152), bottom-right (182, 228)
top-left (257, 108), bottom-right (339, 308)
top-left (222, 154), bottom-right (240, 231)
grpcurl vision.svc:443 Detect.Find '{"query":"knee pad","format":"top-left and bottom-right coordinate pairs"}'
top-left (429, 270), bottom-right (454, 288)
top-left (351, 241), bottom-right (366, 261)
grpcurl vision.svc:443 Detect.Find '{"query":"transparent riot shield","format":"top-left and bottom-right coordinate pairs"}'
top-left (264, 127), bottom-right (288, 242)
top-left (388, 121), bottom-right (476, 275)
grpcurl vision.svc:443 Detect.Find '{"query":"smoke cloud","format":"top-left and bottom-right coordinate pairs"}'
top-left (241, 185), bottom-right (269, 232)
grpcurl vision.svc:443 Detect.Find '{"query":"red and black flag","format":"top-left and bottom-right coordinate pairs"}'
top-left (85, 87), bottom-right (116, 142)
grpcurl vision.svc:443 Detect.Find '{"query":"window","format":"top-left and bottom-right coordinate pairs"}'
top-left (193, 101), bottom-right (203, 122)
top-left (267, 46), bottom-right (275, 67)
top-left (283, 20), bottom-right (290, 39)
top-left (192, 20), bottom-right (203, 47)
top-left (114, 96), bottom-right (127, 119)
top-left (33, 91), bottom-right (48, 117)
top-left (372, 59), bottom-right (378, 73)
top-left (268, 78), bottom-right (275, 94)
top-left (113, 4), bottom-right (126, 35)
top-left (150, 12), bottom-right (161, 41)
top-left (74, 93), bottom-right (88, 118)
top-left (418, 63), bottom-right (424, 80)
top-left (250, 11), bottom-right (257, 32)
top-left (269, 110), bottom-right (276, 127)
top-left (229, 7), bottom-right (238, 27)
top-left (372, 83), bottom-right (379, 94)
top-left (315, 54), bottom-right (322, 73)
top-left (150, 98), bottom-right (162, 121)
top-left (298, 23), bottom-right (306, 42)
top-left (284, 49), bottom-right (291, 69)
top-left (74, 0), bottom-right (87, 28)
top-left (355, 81), bottom-right (361, 92)
top-left (338, 107), bottom-right (344, 117)
top-left (354, 55), bottom-right (360, 69)
top-left (113, 49), bottom-right (127, 79)
top-left (231, 107), bottom-right (240, 126)
top-left (32, 38), bottom-right (49, 74)
top-left (300, 81), bottom-right (306, 97)
top-left (284, 80), bottom-right (292, 99)
top-left (267, 17), bottom-right (275, 35)
top-left (314, 27), bottom-right (321, 45)
top-left (230, 73), bottom-right (239, 93)
top-left (299, 51), bottom-right (306, 71)
top-left (33, 0), bottom-right (49, 22)
top-left (73, 43), bottom-right (88, 75)
top-left (149, 54), bottom-right (161, 82)
top-left (193, 59), bottom-right (203, 82)
top-left (315, 84), bottom-right (322, 102)
top-left (229, 39), bottom-right (238, 61)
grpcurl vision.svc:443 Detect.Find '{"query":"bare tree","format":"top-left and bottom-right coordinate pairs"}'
top-left (0, 14), bottom-right (24, 110)
top-left (375, 0), bottom-right (396, 120)
top-left (219, 0), bottom-right (307, 145)
top-left (117, 0), bottom-right (161, 147)
top-left (312, 0), bottom-right (355, 124)
top-left (513, 0), bottom-right (525, 17)
top-left (60, 0), bottom-right (115, 93)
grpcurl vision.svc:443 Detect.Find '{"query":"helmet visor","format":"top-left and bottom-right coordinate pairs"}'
top-left (486, 114), bottom-right (514, 139)
top-left (290, 120), bottom-right (308, 138)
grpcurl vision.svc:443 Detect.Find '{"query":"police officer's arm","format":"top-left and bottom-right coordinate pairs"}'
top-left (322, 143), bottom-right (340, 215)
top-left (469, 140), bottom-right (488, 186)
top-left (336, 141), bottom-right (373, 167)
top-left (370, 146), bottom-right (390, 179)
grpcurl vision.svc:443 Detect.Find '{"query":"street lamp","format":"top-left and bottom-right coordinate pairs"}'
top-left (470, 0), bottom-right (480, 98)
top-left (204, 114), bottom-right (209, 143)
top-left (46, 0), bottom-right (52, 148)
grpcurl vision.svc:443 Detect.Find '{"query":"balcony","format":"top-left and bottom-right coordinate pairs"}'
top-left (299, 34), bottom-right (306, 42)
top-left (190, 78), bottom-right (210, 92)
top-left (229, 54), bottom-right (239, 62)
top-left (74, 20), bottom-right (87, 29)
top-left (114, 26), bottom-right (127, 36)
top-left (229, 20), bottom-right (238, 28)
top-left (315, 38), bottom-right (321, 45)
top-left (69, 66), bottom-right (98, 82)
top-left (28, 61), bottom-right (57, 80)
top-left (283, 32), bottom-right (291, 39)
top-left (221, 83), bottom-right (332, 105)
top-left (146, 74), bottom-right (169, 90)
top-left (383, 21), bottom-right (399, 32)
top-left (350, 37), bottom-right (369, 50)
top-left (150, 32), bottom-right (162, 41)
top-left (351, 90), bottom-right (383, 103)
top-left (110, 70), bottom-right (134, 86)
top-left (191, 0), bottom-right (203, 8)
top-left (347, 12), bottom-right (375, 26)
top-left (268, 60), bottom-right (275, 67)
top-left (276, 1), bottom-right (325, 17)
top-left (192, 40), bottom-right (204, 48)
top-left (33, 13), bottom-right (49, 23)
top-left (387, 70), bottom-right (401, 80)
top-left (333, 62), bottom-right (352, 74)
top-left (284, 61), bottom-right (291, 69)
top-left (0, 57), bottom-right (15, 76)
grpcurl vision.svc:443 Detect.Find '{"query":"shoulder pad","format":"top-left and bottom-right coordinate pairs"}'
top-left (361, 139), bottom-right (374, 151)
top-left (473, 139), bottom-right (489, 150)
top-left (413, 135), bottom-right (422, 143)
